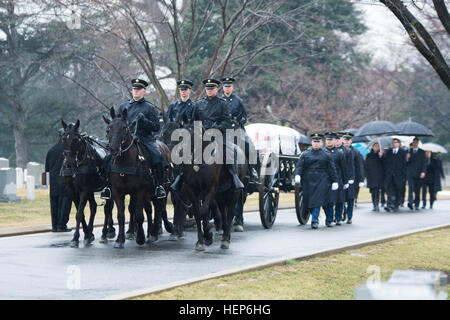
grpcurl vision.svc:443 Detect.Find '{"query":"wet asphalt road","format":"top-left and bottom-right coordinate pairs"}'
top-left (0, 201), bottom-right (449, 300)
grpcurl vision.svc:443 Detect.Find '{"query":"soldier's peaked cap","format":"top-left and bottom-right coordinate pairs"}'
top-left (221, 77), bottom-right (235, 86)
top-left (324, 131), bottom-right (337, 138)
top-left (177, 79), bottom-right (193, 89)
top-left (203, 78), bottom-right (221, 88)
top-left (309, 132), bottom-right (324, 140)
top-left (131, 78), bottom-right (149, 88)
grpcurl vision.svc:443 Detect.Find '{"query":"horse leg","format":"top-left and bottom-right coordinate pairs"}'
top-left (150, 198), bottom-right (164, 242)
top-left (113, 193), bottom-right (126, 249)
top-left (84, 193), bottom-right (96, 244)
top-left (126, 196), bottom-right (136, 240)
top-left (134, 192), bottom-right (146, 246)
top-left (144, 199), bottom-right (153, 241)
top-left (100, 199), bottom-right (113, 243)
top-left (106, 200), bottom-right (116, 239)
top-left (71, 193), bottom-right (88, 248)
top-left (169, 196), bottom-right (185, 241)
top-left (162, 199), bottom-right (173, 234)
top-left (221, 192), bottom-right (238, 249)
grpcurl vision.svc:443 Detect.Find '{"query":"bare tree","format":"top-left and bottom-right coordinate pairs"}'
top-left (379, 0), bottom-right (450, 90)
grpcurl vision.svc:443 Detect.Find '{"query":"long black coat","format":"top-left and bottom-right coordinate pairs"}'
top-left (383, 148), bottom-right (407, 188)
top-left (222, 93), bottom-right (247, 128)
top-left (406, 148), bottom-right (426, 179)
top-left (424, 156), bottom-right (444, 192)
top-left (346, 146), bottom-right (363, 200)
top-left (45, 141), bottom-right (69, 197)
top-left (324, 146), bottom-right (347, 204)
top-left (117, 98), bottom-right (164, 165)
top-left (166, 98), bottom-right (195, 122)
top-left (192, 96), bottom-right (232, 131)
top-left (294, 148), bottom-right (338, 209)
top-left (364, 151), bottom-right (384, 189)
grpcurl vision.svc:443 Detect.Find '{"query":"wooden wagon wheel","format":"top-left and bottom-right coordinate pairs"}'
top-left (295, 183), bottom-right (310, 225)
top-left (259, 153), bottom-right (280, 229)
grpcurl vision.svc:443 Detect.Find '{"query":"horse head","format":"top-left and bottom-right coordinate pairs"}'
top-left (103, 107), bottom-right (132, 158)
top-left (61, 118), bottom-right (83, 168)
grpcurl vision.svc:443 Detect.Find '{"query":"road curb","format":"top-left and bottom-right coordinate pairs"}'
top-left (102, 223), bottom-right (450, 300)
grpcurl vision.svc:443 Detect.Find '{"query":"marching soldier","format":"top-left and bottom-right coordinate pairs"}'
top-left (342, 132), bottom-right (364, 224)
top-left (294, 133), bottom-right (338, 229)
top-left (334, 131), bottom-right (352, 224)
top-left (117, 78), bottom-right (167, 199)
top-left (324, 132), bottom-right (348, 226)
top-left (192, 78), bottom-right (244, 190)
top-left (166, 80), bottom-right (195, 123)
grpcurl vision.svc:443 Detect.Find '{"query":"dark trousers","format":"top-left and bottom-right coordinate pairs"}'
top-left (334, 202), bottom-right (344, 222)
top-left (50, 195), bottom-right (72, 230)
top-left (380, 188), bottom-right (386, 205)
top-left (421, 183), bottom-right (436, 207)
top-left (370, 187), bottom-right (381, 207)
top-left (386, 176), bottom-right (403, 209)
top-left (407, 177), bottom-right (422, 208)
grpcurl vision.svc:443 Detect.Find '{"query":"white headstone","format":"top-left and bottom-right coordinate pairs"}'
top-left (16, 167), bottom-right (23, 190)
top-left (0, 168), bottom-right (21, 202)
top-left (0, 158), bottom-right (9, 168)
top-left (26, 175), bottom-right (35, 200)
top-left (26, 162), bottom-right (45, 188)
top-left (23, 169), bottom-right (27, 183)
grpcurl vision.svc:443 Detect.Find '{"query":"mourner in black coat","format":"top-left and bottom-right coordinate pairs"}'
top-left (364, 143), bottom-right (385, 211)
top-left (383, 138), bottom-right (407, 212)
top-left (294, 133), bottom-right (338, 229)
top-left (406, 137), bottom-right (427, 210)
top-left (334, 132), bottom-right (352, 224)
top-left (45, 130), bottom-right (72, 232)
top-left (422, 152), bottom-right (445, 209)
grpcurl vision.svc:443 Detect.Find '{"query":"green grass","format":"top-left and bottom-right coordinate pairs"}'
top-left (135, 228), bottom-right (450, 300)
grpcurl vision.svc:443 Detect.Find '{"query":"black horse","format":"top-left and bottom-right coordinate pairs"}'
top-left (60, 119), bottom-right (115, 247)
top-left (180, 120), bottom-right (245, 250)
top-left (103, 107), bottom-right (171, 248)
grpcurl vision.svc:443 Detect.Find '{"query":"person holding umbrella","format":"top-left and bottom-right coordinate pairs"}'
top-left (422, 151), bottom-right (445, 209)
top-left (294, 133), bottom-right (339, 229)
top-left (383, 138), bottom-right (407, 212)
top-left (406, 137), bottom-right (427, 210)
top-left (364, 142), bottom-right (385, 212)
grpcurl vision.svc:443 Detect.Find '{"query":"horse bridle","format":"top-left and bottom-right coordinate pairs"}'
top-left (63, 133), bottom-right (89, 168)
top-left (110, 122), bottom-right (135, 159)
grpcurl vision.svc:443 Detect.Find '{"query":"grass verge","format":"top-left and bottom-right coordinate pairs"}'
top-left (134, 227), bottom-right (450, 300)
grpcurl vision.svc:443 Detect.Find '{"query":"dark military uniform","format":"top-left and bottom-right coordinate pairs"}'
top-left (324, 146), bottom-right (347, 206)
top-left (45, 139), bottom-right (72, 232)
top-left (166, 98), bottom-right (195, 123)
top-left (192, 78), bottom-right (243, 189)
top-left (294, 135), bottom-right (338, 227)
top-left (117, 97), bottom-right (164, 166)
top-left (222, 93), bottom-right (247, 128)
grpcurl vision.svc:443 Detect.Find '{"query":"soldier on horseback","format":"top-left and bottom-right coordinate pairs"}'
top-left (116, 78), bottom-right (167, 199)
top-left (193, 78), bottom-right (244, 190)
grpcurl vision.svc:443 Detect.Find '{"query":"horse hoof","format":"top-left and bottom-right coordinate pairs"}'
top-left (70, 241), bottom-right (79, 248)
top-left (165, 223), bottom-right (174, 234)
top-left (169, 234), bottom-right (178, 241)
top-left (107, 231), bottom-right (116, 239)
top-left (125, 232), bottom-right (135, 240)
top-left (195, 243), bottom-right (205, 251)
top-left (114, 242), bottom-right (124, 249)
top-left (220, 241), bottom-right (230, 249)
top-left (205, 238), bottom-right (213, 246)
top-left (84, 234), bottom-right (95, 245)
top-left (136, 235), bottom-right (145, 246)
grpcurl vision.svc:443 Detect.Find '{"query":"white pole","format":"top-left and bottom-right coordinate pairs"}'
top-left (26, 175), bottom-right (35, 200)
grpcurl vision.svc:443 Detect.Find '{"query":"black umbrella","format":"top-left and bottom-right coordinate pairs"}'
top-left (355, 120), bottom-right (398, 137)
top-left (343, 128), bottom-right (370, 143)
top-left (368, 136), bottom-right (393, 150)
top-left (395, 120), bottom-right (434, 137)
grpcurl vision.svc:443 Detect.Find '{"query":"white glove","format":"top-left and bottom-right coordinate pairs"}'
top-left (348, 180), bottom-right (354, 184)
top-left (343, 184), bottom-right (349, 189)
top-left (295, 175), bottom-right (301, 184)
top-left (359, 182), bottom-right (364, 188)
top-left (331, 182), bottom-right (339, 191)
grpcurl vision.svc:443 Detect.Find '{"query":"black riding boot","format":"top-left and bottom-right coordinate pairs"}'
top-left (152, 164), bottom-right (167, 199)
top-left (170, 172), bottom-right (184, 192)
top-left (227, 164), bottom-right (244, 190)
